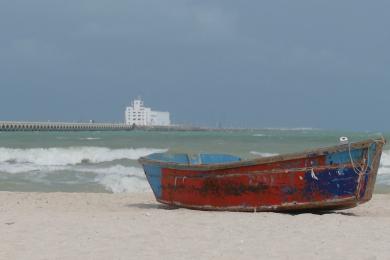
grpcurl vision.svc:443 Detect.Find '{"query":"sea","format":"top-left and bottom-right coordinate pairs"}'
top-left (0, 129), bottom-right (389, 193)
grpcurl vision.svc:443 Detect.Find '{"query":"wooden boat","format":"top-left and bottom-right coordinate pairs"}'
top-left (139, 138), bottom-right (386, 212)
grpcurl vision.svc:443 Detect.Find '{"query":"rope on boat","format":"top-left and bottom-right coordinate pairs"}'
top-left (310, 168), bottom-right (319, 181)
top-left (348, 142), bottom-right (366, 175)
top-left (310, 138), bottom-right (377, 181)
top-left (348, 138), bottom-right (384, 176)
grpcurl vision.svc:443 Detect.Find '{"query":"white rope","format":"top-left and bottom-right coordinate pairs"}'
top-left (348, 142), bottom-right (361, 174)
top-left (348, 138), bottom-right (384, 176)
top-left (311, 168), bottom-right (318, 180)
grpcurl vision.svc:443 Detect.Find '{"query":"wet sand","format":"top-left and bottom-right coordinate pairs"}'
top-left (1, 192), bottom-right (389, 260)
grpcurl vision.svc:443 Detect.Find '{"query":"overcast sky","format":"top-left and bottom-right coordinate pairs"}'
top-left (0, 1), bottom-right (389, 130)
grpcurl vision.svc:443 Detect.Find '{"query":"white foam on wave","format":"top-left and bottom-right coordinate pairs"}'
top-left (0, 146), bottom-right (165, 193)
top-left (378, 149), bottom-right (390, 176)
top-left (0, 162), bottom-right (67, 174)
top-left (86, 165), bottom-right (150, 193)
top-left (0, 161), bottom-right (150, 193)
top-left (253, 134), bottom-right (266, 137)
top-left (264, 127), bottom-right (317, 131)
top-left (250, 151), bottom-right (279, 157)
top-left (80, 137), bottom-right (101, 140)
top-left (57, 165), bottom-right (150, 193)
top-left (377, 175), bottom-right (390, 186)
top-left (0, 147), bottom-right (167, 166)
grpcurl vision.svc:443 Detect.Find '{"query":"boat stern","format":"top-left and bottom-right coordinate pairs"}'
top-left (357, 139), bottom-right (386, 203)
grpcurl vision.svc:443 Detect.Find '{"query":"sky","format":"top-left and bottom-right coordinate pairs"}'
top-left (0, 0), bottom-right (389, 131)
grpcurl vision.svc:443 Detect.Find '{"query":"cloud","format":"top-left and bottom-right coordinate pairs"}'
top-left (0, 0), bottom-right (389, 129)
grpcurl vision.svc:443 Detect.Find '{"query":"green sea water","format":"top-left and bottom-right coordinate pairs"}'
top-left (0, 129), bottom-right (389, 193)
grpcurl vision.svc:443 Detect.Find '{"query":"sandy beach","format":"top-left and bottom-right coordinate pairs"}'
top-left (0, 192), bottom-right (389, 260)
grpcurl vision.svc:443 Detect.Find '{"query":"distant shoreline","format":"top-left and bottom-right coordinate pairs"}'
top-left (3, 121), bottom-right (387, 133)
top-left (0, 121), bottom-right (320, 132)
top-left (0, 120), bottom-right (217, 132)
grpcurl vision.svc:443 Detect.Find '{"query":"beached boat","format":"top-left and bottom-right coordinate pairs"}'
top-left (139, 138), bottom-right (386, 212)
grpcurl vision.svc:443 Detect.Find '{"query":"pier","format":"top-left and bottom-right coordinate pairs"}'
top-left (0, 121), bottom-right (133, 132)
top-left (0, 121), bottom-right (210, 132)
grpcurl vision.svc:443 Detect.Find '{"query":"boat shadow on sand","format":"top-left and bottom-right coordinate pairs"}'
top-left (125, 203), bottom-right (360, 216)
top-left (126, 203), bottom-right (179, 210)
top-left (289, 210), bottom-right (359, 216)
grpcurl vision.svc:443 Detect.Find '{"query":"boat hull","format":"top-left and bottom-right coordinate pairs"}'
top-left (139, 139), bottom-right (385, 212)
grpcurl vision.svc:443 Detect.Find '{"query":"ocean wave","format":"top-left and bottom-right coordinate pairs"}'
top-left (64, 165), bottom-right (150, 193)
top-left (0, 162), bottom-right (150, 193)
top-left (252, 134), bottom-right (266, 137)
top-left (0, 145), bottom-right (162, 193)
top-left (250, 151), bottom-right (279, 157)
top-left (0, 147), bottom-right (167, 166)
top-left (0, 162), bottom-right (68, 174)
top-left (378, 149), bottom-right (390, 175)
top-left (80, 137), bottom-right (101, 140)
top-left (263, 127), bottom-right (317, 131)
top-left (88, 166), bottom-right (150, 193)
top-left (377, 175), bottom-right (390, 186)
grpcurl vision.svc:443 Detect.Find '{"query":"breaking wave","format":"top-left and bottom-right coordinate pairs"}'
top-left (377, 152), bottom-right (390, 185)
top-left (264, 127), bottom-right (317, 131)
top-left (378, 150), bottom-right (390, 175)
top-left (0, 162), bottom-right (150, 193)
top-left (250, 151), bottom-right (279, 157)
top-left (80, 137), bottom-right (101, 140)
top-left (88, 165), bottom-right (150, 193)
top-left (0, 146), bottom-right (164, 193)
top-left (0, 163), bottom-right (67, 174)
top-left (0, 147), bottom-right (167, 166)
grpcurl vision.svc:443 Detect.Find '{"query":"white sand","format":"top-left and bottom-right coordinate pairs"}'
top-left (1, 192), bottom-right (389, 260)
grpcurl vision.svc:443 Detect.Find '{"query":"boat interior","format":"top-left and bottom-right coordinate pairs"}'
top-left (145, 153), bottom-right (242, 165)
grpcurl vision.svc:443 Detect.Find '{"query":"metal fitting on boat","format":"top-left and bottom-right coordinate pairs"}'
top-left (339, 136), bottom-right (349, 144)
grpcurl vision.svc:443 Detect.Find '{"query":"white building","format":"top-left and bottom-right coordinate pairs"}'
top-left (125, 98), bottom-right (171, 126)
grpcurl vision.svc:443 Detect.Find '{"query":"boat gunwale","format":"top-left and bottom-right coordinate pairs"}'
top-left (161, 163), bottom-right (360, 179)
top-left (138, 138), bottom-right (386, 171)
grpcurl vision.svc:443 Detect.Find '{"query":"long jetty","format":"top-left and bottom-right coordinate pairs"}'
top-left (0, 121), bottom-right (210, 132)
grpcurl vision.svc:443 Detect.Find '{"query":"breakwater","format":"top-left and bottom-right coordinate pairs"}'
top-left (0, 121), bottom-right (209, 132)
